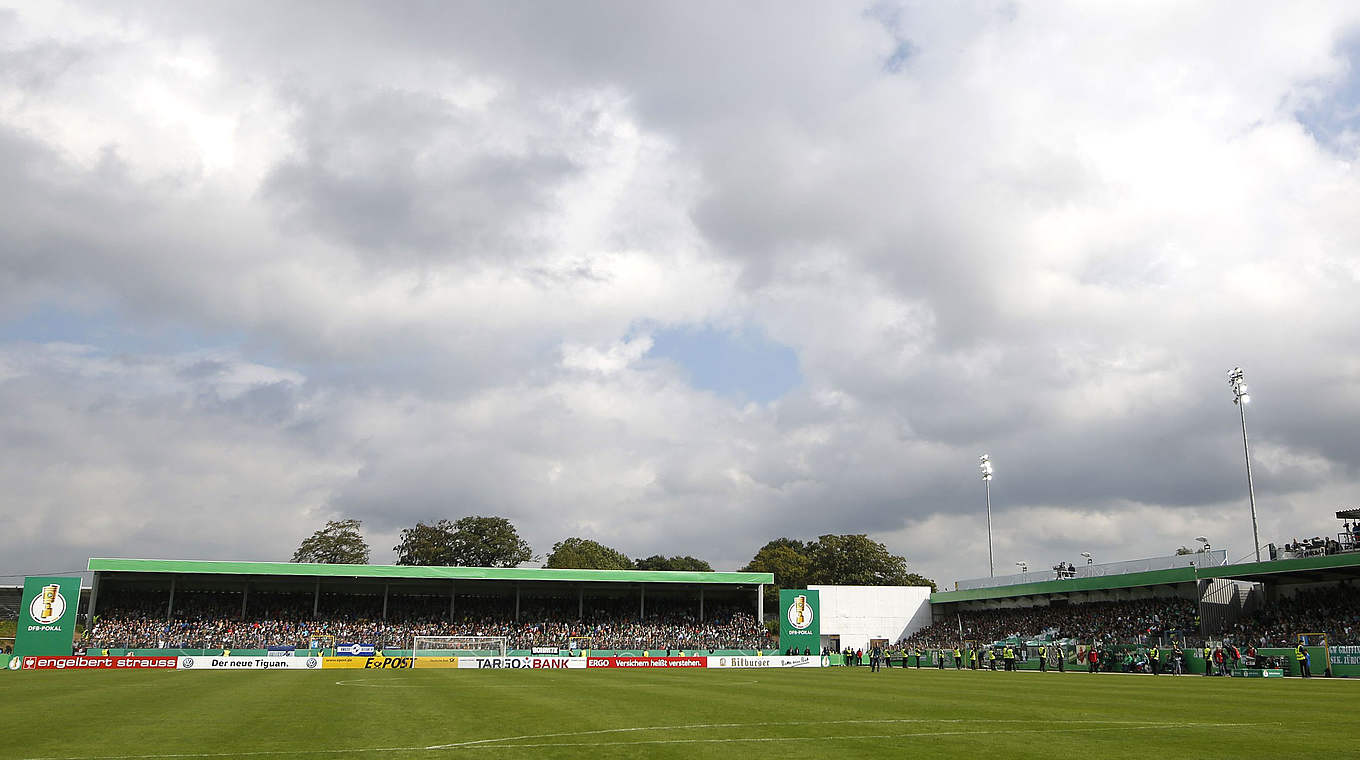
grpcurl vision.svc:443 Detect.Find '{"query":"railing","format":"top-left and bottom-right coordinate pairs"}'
top-left (955, 550), bottom-right (1227, 591)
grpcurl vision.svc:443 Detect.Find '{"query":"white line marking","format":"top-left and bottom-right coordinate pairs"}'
top-left (19, 718), bottom-right (1274, 760)
top-left (447, 723), bottom-right (1255, 749)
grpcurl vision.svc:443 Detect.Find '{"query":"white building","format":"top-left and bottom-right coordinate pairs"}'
top-left (809, 585), bottom-right (932, 653)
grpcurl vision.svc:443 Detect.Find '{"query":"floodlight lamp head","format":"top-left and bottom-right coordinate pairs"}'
top-left (1080, 552), bottom-right (1091, 559)
top-left (1194, 536), bottom-right (1208, 544)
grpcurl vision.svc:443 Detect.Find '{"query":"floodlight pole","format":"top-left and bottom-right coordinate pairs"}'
top-left (1229, 368), bottom-right (1262, 562)
top-left (980, 454), bottom-right (995, 578)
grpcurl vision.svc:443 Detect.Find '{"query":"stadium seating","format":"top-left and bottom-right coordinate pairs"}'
top-left (81, 589), bottom-right (772, 651)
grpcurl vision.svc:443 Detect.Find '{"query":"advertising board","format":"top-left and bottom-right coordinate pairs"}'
top-left (706, 655), bottom-right (823, 668)
top-left (21, 655), bottom-right (179, 670)
top-left (456, 657), bottom-right (585, 669)
top-left (178, 656), bottom-right (322, 670)
top-left (322, 656), bottom-right (418, 669)
top-left (586, 656), bottom-right (706, 668)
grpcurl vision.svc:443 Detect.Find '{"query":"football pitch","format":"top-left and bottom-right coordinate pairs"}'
top-left (2, 668), bottom-right (1354, 760)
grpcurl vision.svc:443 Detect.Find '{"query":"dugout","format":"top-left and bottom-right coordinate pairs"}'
top-left (85, 558), bottom-right (772, 628)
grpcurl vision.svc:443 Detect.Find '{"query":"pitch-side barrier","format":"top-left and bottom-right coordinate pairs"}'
top-left (9, 654), bottom-right (828, 671)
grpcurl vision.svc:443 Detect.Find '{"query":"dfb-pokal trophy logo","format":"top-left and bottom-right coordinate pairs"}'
top-left (30, 583), bottom-right (66, 625)
top-left (787, 594), bottom-right (813, 630)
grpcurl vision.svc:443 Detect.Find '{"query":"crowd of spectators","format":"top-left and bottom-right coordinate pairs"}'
top-left (80, 589), bottom-right (772, 652)
top-left (1225, 584), bottom-right (1360, 647)
top-left (901, 597), bottom-right (1199, 649)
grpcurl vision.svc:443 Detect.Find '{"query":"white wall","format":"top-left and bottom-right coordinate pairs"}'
top-left (808, 585), bottom-right (932, 653)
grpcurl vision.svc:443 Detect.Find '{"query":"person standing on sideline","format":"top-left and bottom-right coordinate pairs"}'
top-left (1038, 644), bottom-right (1048, 673)
top-left (1149, 645), bottom-right (1160, 676)
top-left (1296, 642), bottom-right (1311, 678)
top-left (1003, 645), bottom-right (1015, 671)
top-left (1088, 648), bottom-right (1099, 674)
top-left (870, 644), bottom-right (882, 673)
top-left (953, 645), bottom-right (962, 670)
top-left (1203, 644), bottom-right (1213, 676)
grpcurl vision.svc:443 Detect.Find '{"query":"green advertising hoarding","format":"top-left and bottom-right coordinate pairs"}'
top-left (778, 589), bottom-right (820, 652)
top-left (15, 576), bottom-right (81, 656)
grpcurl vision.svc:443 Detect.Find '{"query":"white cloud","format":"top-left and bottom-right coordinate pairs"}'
top-left (2, 2), bottom-right (1360, 586)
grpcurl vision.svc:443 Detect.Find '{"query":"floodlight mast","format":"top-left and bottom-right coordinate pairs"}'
top-left (980, 454), bottom-right (995, 577)
top-left (1228, 367), bottom-right (1262, 562)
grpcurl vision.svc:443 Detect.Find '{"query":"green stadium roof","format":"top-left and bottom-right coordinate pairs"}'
top-left (930, 566), bottom-right (1198, 603)
top-left (930, 552), bottom-right (1360, 604)
top-left (86, 558), bottom-right (772, 585)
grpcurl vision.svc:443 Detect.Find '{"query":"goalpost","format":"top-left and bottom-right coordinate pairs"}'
top-left (307, 635), bottom-right (336, 656)
top-left (412, 636), bottom-right (509, 662)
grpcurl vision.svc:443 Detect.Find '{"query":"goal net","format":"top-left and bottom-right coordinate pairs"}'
top-left (412, 636), bottom-right (509, 659)
top-left (307, 635), bottom-right (336, 655)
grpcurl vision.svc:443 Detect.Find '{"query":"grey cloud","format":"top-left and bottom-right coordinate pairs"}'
top-left (262, 89), bottom-right (579, 262)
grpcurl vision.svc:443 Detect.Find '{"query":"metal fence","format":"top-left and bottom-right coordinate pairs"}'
top-left (955, 550), bottom-right (1227, 591)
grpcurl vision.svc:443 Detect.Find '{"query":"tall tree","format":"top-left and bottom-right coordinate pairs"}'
top-left (292, 519), bottom-right (370, 564)
top-left (393, 516), bottom-right (534, 567)
top-left (634, 555), bottom-right (714, 572)
top-left (447, 516), bottom-right (535, 567)
top-left (742, 534), bottom-right (938, 603)
top-left (742, 538), bottom-right (812, 606)
top-left (805, 533), bottom-right (913, 586)
top-left (393, 520), bottom-right (459, 566)
top-left (546, 538), bottom-right (634, 570)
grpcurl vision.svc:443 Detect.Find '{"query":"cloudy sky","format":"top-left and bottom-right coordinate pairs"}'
top-left (3, 1), bottom-right (1360, 588)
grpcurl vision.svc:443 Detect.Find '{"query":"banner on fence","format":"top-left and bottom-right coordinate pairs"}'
top-left (336, 644), bottom-right (377, 657)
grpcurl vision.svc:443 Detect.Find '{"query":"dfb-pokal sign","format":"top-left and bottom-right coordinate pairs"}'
top-left (778, 589), bottom-right (820, 653)
top-left (16, 577), bottom-right (81, 657)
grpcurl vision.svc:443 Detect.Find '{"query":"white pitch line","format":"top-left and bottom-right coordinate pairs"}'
top-left (441, 722), bottom-right (1257, 750)
top-left (18, 719), bottom-right (1272, 760)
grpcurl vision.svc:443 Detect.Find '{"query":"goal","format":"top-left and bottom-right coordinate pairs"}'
top-left (412, 636), bottom-right (509, 659)
top-left (307, 635), bottom-right (336, 655)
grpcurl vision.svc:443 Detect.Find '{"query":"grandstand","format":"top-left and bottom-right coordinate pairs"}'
top-left (81, 558), bottom-right (775, 655)
top-left (907, 544), bottom-right (1360, 676)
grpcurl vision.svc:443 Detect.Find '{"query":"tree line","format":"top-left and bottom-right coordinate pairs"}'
top-left (291, 517), bottom-right (937, 593)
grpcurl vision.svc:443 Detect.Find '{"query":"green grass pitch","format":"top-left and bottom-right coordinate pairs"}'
top-left (2, 667), bottom-right (1354, 759)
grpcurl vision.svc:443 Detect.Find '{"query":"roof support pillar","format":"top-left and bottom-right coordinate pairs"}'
top-left (241, 583), bottom-right (249, 618)
top-left (578, 586), bottom-right (583, 620)
top-left (313, 579), bottom-right (320, 617)
top-left (515, 583), bottom-right (520, 623)
top-left (700, 586), bottom-right (705, 622)
top-left (167, 576), bottom-right (176, 621)
top-left (382, 583), bottom-right (389, 622)
top-left (88, 573), bottom-right (100, 623)
top-left (757, 584), bottom-right (764, 621)
top-left (640, 584), bottom-right (645, 621)
top-left (449, 581), bottom-right (456, 622)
